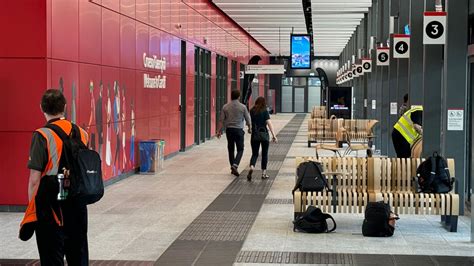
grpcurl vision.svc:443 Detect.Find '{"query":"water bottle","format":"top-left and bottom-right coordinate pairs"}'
top-left (57, 174), bottom-right (67, 201)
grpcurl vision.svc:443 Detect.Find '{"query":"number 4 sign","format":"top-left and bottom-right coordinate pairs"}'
top-left (393, 34), bottom-right (410, 58)
top-left (423, 12), bottom-right (446, 45)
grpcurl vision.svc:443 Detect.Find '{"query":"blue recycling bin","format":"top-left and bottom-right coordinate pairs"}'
top-left (139, 139), bottom-right (165, 174)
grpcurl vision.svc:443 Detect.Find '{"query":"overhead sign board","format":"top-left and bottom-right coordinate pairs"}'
top-left (245, 65), bottom-right (285, 74)
top-left (376, 47), bottom-right (390, 66)
top-left (393, 34), bottom-right (410, 58)
top-left (423, 12), bottom-right (447, 45)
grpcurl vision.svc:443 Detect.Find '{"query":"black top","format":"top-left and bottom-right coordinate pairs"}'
top-left (27, 118), bottom-right (62, 172)
top-left (250, 109), bottom-right (270, 131)
top-left (411, 110), bottom-right (423, 126)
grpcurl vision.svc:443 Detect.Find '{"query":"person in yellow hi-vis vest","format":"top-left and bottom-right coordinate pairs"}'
top-left (392, 106), bottom-right (423, 158)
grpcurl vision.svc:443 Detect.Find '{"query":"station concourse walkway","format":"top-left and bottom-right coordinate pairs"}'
top-left (0, 114), bottom-right (473, 266)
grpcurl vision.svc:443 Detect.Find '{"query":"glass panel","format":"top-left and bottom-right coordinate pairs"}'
top-left (308, 86), bottom-right (321, 111)
top-left (293, 77), bottom-right (307, 86)
top-left (308, 78), bottom-right (321, 86)
top-left (281, 77), bottom-right (292, 85)
top-left (294, 87), bottom-right (305, 112)
top-left (282, 86), bottom-right (293, 113)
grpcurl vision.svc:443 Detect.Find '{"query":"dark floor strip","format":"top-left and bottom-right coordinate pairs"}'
top-left (234, 251), bottom-right (474, 265)
top-left (155, 115), bottom-right (306, 266)
top-left (0, 260), bottom-right (154, 266)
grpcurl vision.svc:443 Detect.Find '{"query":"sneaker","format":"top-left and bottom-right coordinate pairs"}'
top-left (231, 166), bottom-right (240, 177)
top-left (247, 169), bottom-right (253, 182)
top-left (261, 173), bottom-right (269, 179)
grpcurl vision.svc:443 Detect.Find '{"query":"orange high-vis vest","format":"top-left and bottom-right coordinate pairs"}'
top-left (20, 119), bottom-right (88, 231)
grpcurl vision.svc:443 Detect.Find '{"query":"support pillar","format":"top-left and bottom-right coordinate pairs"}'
top-left (387, 0), bottom-right (400, 157)
top-left (422, 0), bottom-right (444, 156)
top-left (409, 0), bottom-right (425, 105)
top-left (442, 0), bottom-right (468, 217)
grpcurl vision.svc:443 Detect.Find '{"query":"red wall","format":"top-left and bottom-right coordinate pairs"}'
top-left (0, 0), bottom-right (268, 206)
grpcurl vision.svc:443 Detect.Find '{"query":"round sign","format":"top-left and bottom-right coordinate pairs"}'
top-left (348, 73), bottom-right (353, 78)
top-left (425, 21), bottom-right (445, 39)
top-left (357, 66), bottom-right (363, 74)
top-left (378, 52), bottom-right (388, 63)
top-left (352, 69), bottom-right (357, 75)
top-left (363, 62), bottom-right (371, 70)
top-left (395, 41), bottom-right (408, 54)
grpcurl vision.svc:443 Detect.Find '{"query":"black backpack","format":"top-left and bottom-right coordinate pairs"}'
top-left (362, 202), bottom-right (395, 237)
top-left (293, 206), bottom-right (336, 233)
top-left (416, 153), bottom-right (453, 193)
top-left (292, 161), bottom-right (331, 194)
top-left (46, 123), bottom-right (104, 205)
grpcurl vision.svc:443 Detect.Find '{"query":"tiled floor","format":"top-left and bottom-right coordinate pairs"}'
top-left (1, 114), bottom-right (473, 265)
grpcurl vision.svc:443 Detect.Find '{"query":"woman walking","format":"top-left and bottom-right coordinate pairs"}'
top-left (247, 97), bottom-right (277, 181)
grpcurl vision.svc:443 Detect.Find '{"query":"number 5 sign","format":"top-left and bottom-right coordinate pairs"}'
top-left (376, 47), bottom-right (390, 66)
top-left (423, 12), bottom-right (446, 45)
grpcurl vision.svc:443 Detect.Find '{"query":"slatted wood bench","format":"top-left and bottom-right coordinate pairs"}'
top-left (293, 157), bottom-right (460, 232)
top-left (307, 117), bottom-right (342, 147)
top-left (293, 157), bottom-right (370, 216)
top-left (369, 158), bottom-right (459, 232)
top-left (311, 106), bottom-right (327, 119)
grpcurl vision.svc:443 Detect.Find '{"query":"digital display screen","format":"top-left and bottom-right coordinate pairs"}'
top-left (404, 24), bottom-right (411, 35)
top-left (290, 35), bottom-right (311, 69)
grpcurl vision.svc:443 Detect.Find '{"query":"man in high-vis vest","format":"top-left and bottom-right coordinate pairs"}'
top-left (392, 106), bottom-right (423, 158)
top-left (20, 89), bottom-right (89, 265)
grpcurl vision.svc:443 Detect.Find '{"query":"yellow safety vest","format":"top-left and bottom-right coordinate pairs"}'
top-left (393, 106), bottom-right (423, 145)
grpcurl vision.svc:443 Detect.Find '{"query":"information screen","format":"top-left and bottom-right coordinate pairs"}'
top-left (290, 35), bottom-right (311, 69)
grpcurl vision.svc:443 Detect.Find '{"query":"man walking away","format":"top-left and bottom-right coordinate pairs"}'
top-left (20, 89), bottom-right (90, 265)
top-left (217, 90), bottom-right (251, 177)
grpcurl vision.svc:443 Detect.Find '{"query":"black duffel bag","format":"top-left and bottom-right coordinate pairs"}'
top-left (293, 206), bottom-right (336, 233)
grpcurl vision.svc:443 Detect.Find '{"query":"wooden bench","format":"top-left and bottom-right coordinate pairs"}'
top-left (307, 117), bottom-right (342, 147)
top-left (307, 118), bottom-right (378, 148)
top-left (311, 106), bottom-right (327, 119)
top-left (369, 158), bottom-right (459, 232)
top-left (293, 157), bottom-right (460, 232)
top-left (294, 157), bottom-right (370, 215)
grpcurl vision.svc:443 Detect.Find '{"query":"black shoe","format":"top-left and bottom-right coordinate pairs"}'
top-left (247, 169), bottom-right (253, 182)
top-left (231, 166), bottom-right (240, 177)
top-left (261, 173), bottom-right (269, 179)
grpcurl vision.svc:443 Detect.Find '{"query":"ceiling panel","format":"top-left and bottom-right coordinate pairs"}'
top-left (213, 0), bottom-right (371, 57)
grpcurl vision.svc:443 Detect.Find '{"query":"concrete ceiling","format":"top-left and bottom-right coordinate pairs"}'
top-left (213, 0), bottom-right (372, 57)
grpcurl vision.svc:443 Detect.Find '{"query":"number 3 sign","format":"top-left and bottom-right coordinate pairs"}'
top-left (423, 12), bottom-right (446, 45)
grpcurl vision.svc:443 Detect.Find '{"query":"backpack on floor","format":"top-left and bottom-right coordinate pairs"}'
top-left (293, 206), bottom-right (336, 233)
top-left (362, 202), bottom-right (396, 237)
top-left (46, 123), bottom-right (104, 205)
top-left (416, 152), bottom-right (454, 193)
top-left (292, 161), bottom-right (331, 194)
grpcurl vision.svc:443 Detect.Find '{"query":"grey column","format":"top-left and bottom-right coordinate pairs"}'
top-left (362, 16), bottom-right (369, 119)
top-left (409, 0), bottom-right (425, 105)
top-left (380, 0), bottom-right (391, 155)
top-left (422, 0), bottom-right (443, 156)
top-left (398, 0), bottom-right (410, 101)
top-left (443, 0), bottom-right (468, 218)
top-left (372, 0), bottom-right (382, 153)
top-left (387, 0), bottom-right (400, 157)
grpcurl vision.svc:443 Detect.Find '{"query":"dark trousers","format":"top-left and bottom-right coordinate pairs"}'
top-left (36, 203), bottom-right (89, 266)
top-left (250, 139), bottom-right (270, 170)
top-left (392, 129), bottom-right (411, 158)
top-left (226, 128), bottom-right (245, 167)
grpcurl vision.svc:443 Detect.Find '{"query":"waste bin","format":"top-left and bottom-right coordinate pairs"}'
top-left (139, 139), bottom-right (165, 174)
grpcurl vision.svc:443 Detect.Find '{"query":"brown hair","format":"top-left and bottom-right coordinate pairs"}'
top-left (231, 90), bottom-right (241, 100)
top-left (251, 97), bottom-right (267, 114)
top-left (41, 89), bottom-right (66, 115)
